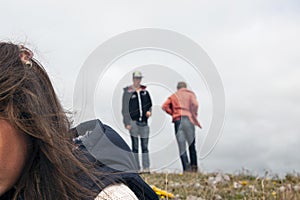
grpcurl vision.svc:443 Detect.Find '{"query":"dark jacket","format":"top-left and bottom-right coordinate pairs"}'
top-left (122, 85), bottom-right (152, 126)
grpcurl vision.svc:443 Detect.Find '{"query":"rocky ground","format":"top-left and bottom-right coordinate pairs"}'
top-left (140, 171), bottom-right (300, 200)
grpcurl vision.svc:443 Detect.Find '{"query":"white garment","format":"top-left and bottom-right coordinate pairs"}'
top-left (137, 90), bottom-right (143, 121)
top-left (95, 184), bottom-right (138, 200)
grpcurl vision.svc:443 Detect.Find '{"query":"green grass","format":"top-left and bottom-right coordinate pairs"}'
top-left (140, 172), bottom-right (300, 200)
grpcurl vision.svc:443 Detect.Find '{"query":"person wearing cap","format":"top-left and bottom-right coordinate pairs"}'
top-left (162, 81), bottom-right (202, 172)
top-left (122, 71), bottom-right (152, 172)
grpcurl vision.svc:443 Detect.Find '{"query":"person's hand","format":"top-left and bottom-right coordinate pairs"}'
top-left (126, 125), bottom-right (131, 130)
top-left (146, 111), bottom-right (151, 118)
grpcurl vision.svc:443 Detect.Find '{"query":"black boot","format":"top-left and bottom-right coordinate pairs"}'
top-left (191, 165), bottom-right (198, 173)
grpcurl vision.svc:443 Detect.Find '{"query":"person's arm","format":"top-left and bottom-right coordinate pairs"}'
top-left (145, 91), bottom-right (152, 118)
top-left (122, 89), bottom-right (131, 128)
top-left (190, 93), bottom-right (202, 128)
top-left (190, 93), bottom-right (199, 116)
top-left (162, 97), bottom-right (173, 115)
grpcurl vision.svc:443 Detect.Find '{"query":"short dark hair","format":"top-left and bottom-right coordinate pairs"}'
top-left (177, 81), bottom-right (187, 89)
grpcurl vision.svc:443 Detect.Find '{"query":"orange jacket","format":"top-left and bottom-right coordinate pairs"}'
top-left (162, 88), bottom-right (202, 128)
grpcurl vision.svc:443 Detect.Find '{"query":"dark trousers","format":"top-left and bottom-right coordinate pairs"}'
top-left (130, 121), bottom-right (150, 170)
top-left (174, 116), bottom-right (198, 171)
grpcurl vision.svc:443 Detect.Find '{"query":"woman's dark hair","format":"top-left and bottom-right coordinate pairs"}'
top-left (0, 42), bottom-right (99, 200)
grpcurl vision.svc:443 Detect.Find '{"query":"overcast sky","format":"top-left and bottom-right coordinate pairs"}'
top-left (1, 0), bottom-right (300, 176)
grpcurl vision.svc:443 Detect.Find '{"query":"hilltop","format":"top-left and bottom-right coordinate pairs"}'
top-left (140, 172), bottom-right (300, 200)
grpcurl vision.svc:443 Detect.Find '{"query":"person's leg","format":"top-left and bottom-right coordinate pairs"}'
top-left (130, 121), bottom-right (140, 170)
top-left (130, 136), bottom-right (140, 169)
top-left (188, 139), bottom-right (198, 172)
top-left (140, 125), bottom-right (150, 170)
top-left (174, 119), bottom-right (189, 171)
top-left (184, 117), bottom-right (198, 171)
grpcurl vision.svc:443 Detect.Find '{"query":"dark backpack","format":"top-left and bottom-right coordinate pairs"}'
top-left (73, 119), bottom-right (158, 200)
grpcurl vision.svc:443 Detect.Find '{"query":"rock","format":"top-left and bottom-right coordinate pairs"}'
top-left (223, 174), bottom-right (230, 182)
top-left (215, 174), bottom-right (223, 183)
top-left (186, 195), bottom-right (205, 200)
top-left (208, 176), bottom-right (216, 185)
top-left (279, 186), bottom-right (285, 192)
top-left (293, 185), bottom-right (300, 192)
top-left (233, 181), bottom-right (242, 189)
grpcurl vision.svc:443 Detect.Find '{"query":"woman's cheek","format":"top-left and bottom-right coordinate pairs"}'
top-left (0, 120), bottom-right (28, 196)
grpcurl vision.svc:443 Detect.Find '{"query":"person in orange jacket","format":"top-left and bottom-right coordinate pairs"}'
top-left (162, 82), bottom-right (202, 172)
